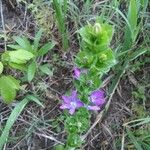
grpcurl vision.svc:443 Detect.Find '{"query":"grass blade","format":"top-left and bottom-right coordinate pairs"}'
top-left (38, 42), bottom-right (56, 56)
top-left (126, 128), bottom-right (143, 150)
top-left (124, 117), bottom-right (150, 127)
top-left (27, 61), bottom-right (37, 82)
top-left (128, 0), bottom-right (138, 34)
top-left (128, 48), bottom-right (147, 61)
top-left (26, 94), bottom-right (45, 108)
top-left (7, 44), bottom-right (22, 50)
top-left (34, 29), bottom-right (43, 51)
top-left (0, 98), bottom-right (29, 149)
top-left (53, 0), bottom-right (69, 51)
top-left (140, 0), bottom-right (149, 12)
top-left (14, 36), bottom-right (32, 52)
top-left (122, 0), bottom-right (138, 51)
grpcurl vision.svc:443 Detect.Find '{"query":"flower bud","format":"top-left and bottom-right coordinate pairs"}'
top-left (101, 54), bottom-right (107, 60)
top-left (93, 23), bottom-right (102, 34)
top-left (99, 54), bottom-right (107, 61)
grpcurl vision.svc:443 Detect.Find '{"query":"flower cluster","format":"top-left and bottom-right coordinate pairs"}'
top-left (60, 89), bottom-right (105, 114)
top-left (60, 68), bottom-right (105, 114)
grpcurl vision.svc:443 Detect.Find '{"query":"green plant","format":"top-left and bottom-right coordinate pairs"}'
top-left (122, 0), bottom-right (148, 52)
top-left (3, 30), bottom-right (56, 82)
top-left (0, 37), bottom-right (35, 103)
top-left (57, 21), bottom-right (116, 149)
top-left (0, 30), bottom-right (55, 103)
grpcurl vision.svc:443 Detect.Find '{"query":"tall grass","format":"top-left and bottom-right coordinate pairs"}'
top-left (124, 117), bottom-right (150, 150)
top-left (122, 0), bottom-right (149, 51)
top-left (0, 98), bottom-right (29, 149)
top-left (53, 0), bottom-right (69, 51)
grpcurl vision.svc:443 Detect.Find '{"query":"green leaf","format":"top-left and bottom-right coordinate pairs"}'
top-left (65, 108), bottom-right (90, 134)
top-left (0, 76), bottom-right (20, 103)
top-left (128, 0), bottom-right (138, 34)
top-left (96, 49), bottom-right (116, 73)
top-left (7, 44), bottom-right (22, 50)
top-left (26, 95), bottom-right (44, 108)
top-left (14, 36), bottom-right (33, 52)
top-left (75, 51), bottom-right (94, 68)
top-left (6, 76), bottom-right (20, 89)
top-left (8, 62), bottom-right (27, 71)
top-left (8, 49), bottom-right (34, 64)
top-left (65, 117), bottom-right (78, 133)
top-left (54, 145), bottom-right (65, 150)
top-left (27, 61), bottom-right (37, 82)
top-left (128, 48), bottom-right (147, 61)
top-left (34, 29), bottom-right (43, 51)
top-left (0, 62), bottom-right (3, 74)
top-left (67, 134), bottom-right (82, 147)
top-left (37, 42), bottom-right (56, 56)
top-left (0, 98), bottom-right (29, 150)
top-left (39, 64), bottom-right (53, 76)
top-left (0, 86), bottom-right (16, 103)
top-left (1, 51), bottom-right (10, 63)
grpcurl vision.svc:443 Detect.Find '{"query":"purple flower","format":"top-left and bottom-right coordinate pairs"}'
top-left (84, 90), bottom-right (105, 111)
top-left (90, 89), bottom-right (105, 106)
top-left (73, 68), bottom-right (81, 79)
top-left (60, 90), bottom-right (84, 114)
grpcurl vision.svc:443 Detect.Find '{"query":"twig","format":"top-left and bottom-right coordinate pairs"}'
top-left (0, 0), bottom-right (7, 50)
top-left (121, 128), bottom-right (125, 150)
top-left (35, 133), bottom-right (64, 145)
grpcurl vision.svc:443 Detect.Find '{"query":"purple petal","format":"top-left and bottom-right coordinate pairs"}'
top-left (76, 100), bottom-right (84, 108)
top-left (90, 89), bottom-right (105, 106)
top-left (71, 90), bottom-right (78, 99)
top-left (62, 95), bottom-right (70, 103)
top-left (91, 90), bottom-right (105, 98)
top-left (60, 104), bottom-right (71, 109)
top-left (73, 68), bottom-right (81, 79)
top-left (60, 90), bottom-right (84, 114)
top-left (69, 108), bottom-right (75, 115)
top-left (87, 105), bottom-right (100, 111)
top-left (92, 98), bottom-right (105, 106)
